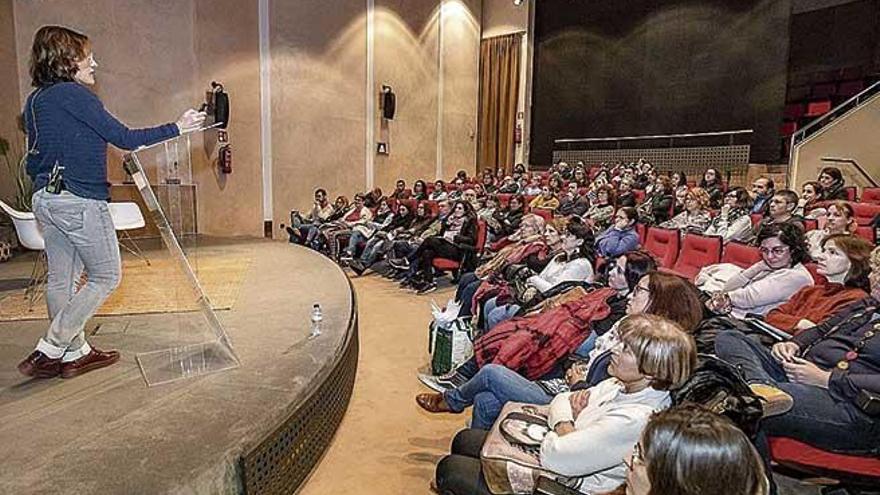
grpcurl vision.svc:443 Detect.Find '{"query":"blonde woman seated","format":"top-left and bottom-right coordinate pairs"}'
top-left (659, 187), bottom-right (712, 234)
top-left (433, 314), bottom-right (697, 495)
top-left (805, 200), bottom-right (855, 259)
top-left (602, 404), bottom-right (768, 495)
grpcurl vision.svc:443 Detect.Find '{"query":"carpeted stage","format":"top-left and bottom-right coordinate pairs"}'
top-left (0, 240), bottom-right (358, 494)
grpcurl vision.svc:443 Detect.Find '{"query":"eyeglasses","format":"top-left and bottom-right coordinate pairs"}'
top-left (632, 284), bottom-right (650, 296)
top-left (759, 246), bottom-right (789, 256)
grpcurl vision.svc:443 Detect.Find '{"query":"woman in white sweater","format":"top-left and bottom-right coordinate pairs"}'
top-left (433, 314), bottom-right (697, 495)
top-left (706, 223), bottom-right (813, 319)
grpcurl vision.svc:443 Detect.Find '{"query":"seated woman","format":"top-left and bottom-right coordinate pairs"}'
top-left (703, 187), bottom-right (753, 242)
top-left (348, 202), bottom-right (416, 275)
top-left (595, 207), bottom-right (640, 259)
top-left (699, 167), bottom-right (724, 209)
top-left (487, 194), bottom-right (525, 242)
top-left (608, 404), bottom-right (768, 495)
top-left (763, 234), bottom-right (871, 333)
top-left (818, 166), bottom-right (848, 201)
top-left (317, 193), bottom-right (372, 259)
top-left (341, 197), bottom-right (395, 259)
top-left (411, 179), bottom-right (428, 200)
top-left (433, 314), bottom-right (697, 495)
top-left (482, 221), bottom-right (596, 329)
top-left (704, 223), bottom-right (814, 319)
top-left (522, 176), bottom-right (543, 196)
top-left (529, 185), bottom-right (560, 211)
top-left (638, 176), bottom-right (674, 225)
top-left (407, 200), bottom-right (478, 294)
top-left (805, 200), bottom-right (855, 259)
top-left (795, 180), bottom-right (825, 219)
top-left (659, 187), bottom-right (712, 234)
top-left (582, 185), bottom-right (616, 233)
top-left (303, 195), bottom-right (348, 249)
top-left (417, 265), bottom-right (701, 432)
top-left (430, 180), bottom-right (449, 200)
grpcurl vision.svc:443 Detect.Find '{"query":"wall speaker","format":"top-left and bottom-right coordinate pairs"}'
top-left (214, 87), bottom-right (230, 129)
top-left (381, 86), bottom-right (396, 120)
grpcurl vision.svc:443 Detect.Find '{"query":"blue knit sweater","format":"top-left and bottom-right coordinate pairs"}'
top-left (23, 82), bottom-right (179, 201)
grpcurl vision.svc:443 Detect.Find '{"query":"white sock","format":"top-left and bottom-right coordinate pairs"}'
top-left (35, 338), bottom-right (65, 359)
top-left (61, 342), bottom-right (93, 363)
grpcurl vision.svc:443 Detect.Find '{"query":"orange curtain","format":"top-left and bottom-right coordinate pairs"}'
top-left (478, 33), bottom-right (522, 175)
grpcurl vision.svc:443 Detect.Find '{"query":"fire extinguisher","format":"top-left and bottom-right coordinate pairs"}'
top-left (219, 144), bottom-right (232, 174)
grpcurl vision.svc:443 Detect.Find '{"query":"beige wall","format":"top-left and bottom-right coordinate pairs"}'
top-left (0, 0), bottom-right (20, 204)
top-left (481, 0), bottom-right (527, 38)
top-left (790, 92), bottom-right (880, 192)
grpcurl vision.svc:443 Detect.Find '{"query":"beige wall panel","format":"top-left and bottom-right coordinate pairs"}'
top-left (14, 0), bottom-right (198, 185)
top-left (791, 93), bottom-right (880, 192)
top-left (441, 0), bottom-right (480, 178)
top-left (373, 0), bottom-right (440, 191)
top-left (481, 0), bottom-right (527, 38)
top-left (0, 0), bottom-right (20, 203)
top-left (270, 0), bottom-right (367, 230)
top-left (193, 0), bottom-right (263, 237)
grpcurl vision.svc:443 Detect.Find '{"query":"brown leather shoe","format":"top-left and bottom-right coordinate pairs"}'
top-left (60, 348), bottom-right (120, 379)
top-left (18, 351), bottom-right (62, 378)
top-left (416, 393), bottom-right (454, 414)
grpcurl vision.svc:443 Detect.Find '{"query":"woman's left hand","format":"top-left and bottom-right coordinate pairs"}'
top-left (783, 357), bottom-right (831, 388)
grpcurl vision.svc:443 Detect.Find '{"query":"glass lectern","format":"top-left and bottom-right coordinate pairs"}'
top-left (122, 128), bottom-right (239, 386)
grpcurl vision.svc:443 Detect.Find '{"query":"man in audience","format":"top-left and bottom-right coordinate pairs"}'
top-left (391, 179), bottom-right (409, 200)
top-left (750, 189), bottom-right (804, 244)
top-left (751, 177), bottom-right (775, 215)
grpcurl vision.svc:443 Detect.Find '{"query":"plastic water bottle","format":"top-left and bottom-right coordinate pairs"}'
top-left (309, 303), bottom-right (323, 339)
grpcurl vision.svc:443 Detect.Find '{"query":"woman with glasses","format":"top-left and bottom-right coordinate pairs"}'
top-left (706, 223), bottom-right (813, 319)
top-left (608, 404), bottom-right (768, 495)
top-left (432, 315), bottom-right (696, 495)
top-left (659, 187), bottom-right (712, 234)
top-left (704, 187), bottom-right (753, 242)
top-left (582, 185), bottom-right (617, 233)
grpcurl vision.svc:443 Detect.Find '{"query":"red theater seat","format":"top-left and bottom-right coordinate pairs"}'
top-left (861, 188), bottom-right (880, 205)
top-left (844, 186), bottom-right (857, 201)
top-left (633, 189), bottom-right (646, 204)
top-left (668, 234), bottom-right (723, 280)
top-left (398, 198), bottom-right (417, 214)
top-left (851, 202), bottom-right (880, 226)
top-left (780, 121), bottom-right (798, 136)
top-left (433, 220), bottom-right (487, 273)
top-left (856, 226), bottom-right (876, 244)
top-left (802, 218), bottom-right (818, 232)
top-left (721, 241), bottom-right (762, 269)
top-left (805, 100), bottom-right (832, 117)
top-left (635, 223), bottom-right (647, 244)
top-left (643, 227), bottom-right (680, 268)
top-left (750, 213), bottom-right (763, 227)
top-left (837, 79), bottom-right (865, 98)
top-left (496, 193), bottom-right (512, 208)
top-left (784, 103), bottom-right (805, 120)
top-left (529, 208), bottom-right (553, 222)
top-left (769, 437), bottom-right (880, 487)
top-left (422, 200), bottom-right (440, 217)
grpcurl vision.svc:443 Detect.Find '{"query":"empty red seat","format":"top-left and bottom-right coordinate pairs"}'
top-left (856, 226), bottom-right (875, 243)
top-left (784, 103), bottom-right (805, 120)
top-left (861, 188), bottom-right (880, 205)
top-left (668, 233), bottom-right (723, 280)
top-left (643, 227), bottom-right (680, 268)
top-left (837, 80), bottom-right (865, 98)
top-left (805, 100), bottom-right (832, 117)
top-left (721, 241), bottom-right (762, 269)
top-left (844, 186), bottom-right (858, 201)
top-left (851, 202), bottom-right (880, 226)
top-left (769, 437), bottom-right (880, 486)
top-left (780, 121), bottom-right (798, 136)
top-left (433, 220), bottom-right (487, 272)
top-left (811, 82), bottom-right (837, 99)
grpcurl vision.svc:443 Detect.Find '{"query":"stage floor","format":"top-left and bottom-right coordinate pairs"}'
top-left (0, 239), bottom-right (355, 494)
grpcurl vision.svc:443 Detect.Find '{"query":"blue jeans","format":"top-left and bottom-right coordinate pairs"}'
top-left (484, 296), bottom-right (521, 330)
top-left (32, 189), bottom-right (121, 358)
top-left (345, 230), bottom-right (368, 257)
top-left (358, 236), bottom-right (385, 265)
top-left (304, 225), bottom-right (321, 247)
top-left (715, 330), bottom-right (880, 455)
top-left (443, 364), bottom-right (552, 430)
top-left (455, 272), bottom-right (482, 318)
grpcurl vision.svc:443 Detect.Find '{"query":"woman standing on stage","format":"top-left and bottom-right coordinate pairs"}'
top-left (18, 25), bottom-right (205, 379)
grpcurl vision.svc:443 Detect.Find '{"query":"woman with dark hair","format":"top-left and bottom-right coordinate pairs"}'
top-left (348, 202), bottom-right (416, 275)
top-left (670, 170), bottom-right (688, 191)
top-left (572, 167), bottom-right (588, 188)
top-left (805, 200), bottom-right (855, 258)
top-left (412, 179), bottom-right (428, 200)
top-left (639, 176), bottom-right (674, 225)
top-left (796, 180), bottom-right (825, 218)
top-left (582, 185), bottom-right (616, 233)
top-left (706, 223), bottom-right (814, 319)
top-left (17, 26), bottom-right (205, 378)
top-left (431, 315), bottom-right (697, 495)
top-left (613, 404), bottom-right (768, 495)
top-left (699, 167), bottom-right (724, 209)
top-left (488, 194), bottom-right (525, 240)
top-left (595, 207), bottom-right (640, 258)
top-left (408, 200), bottom-right (478, 294)
top-left (818, 166), bottom-right (848, 201)
top-left (704, 187), bottom-right (753, 242)
top-left (762, 234), bottom-right (871, 333)
top-left (363, 187), bottom-right (384, 208)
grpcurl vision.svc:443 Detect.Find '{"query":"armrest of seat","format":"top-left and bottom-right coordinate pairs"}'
top-left (533, 476), bottom-right (584, 495)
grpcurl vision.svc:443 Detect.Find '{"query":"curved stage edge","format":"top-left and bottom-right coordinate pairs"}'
top-left (0, 241), bottom-right (358, 494)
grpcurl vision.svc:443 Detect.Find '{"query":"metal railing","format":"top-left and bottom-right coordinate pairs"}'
top-left (790, 80), bottom-right (880, 150)
top-left (555, 129), bottom-right (753, 149)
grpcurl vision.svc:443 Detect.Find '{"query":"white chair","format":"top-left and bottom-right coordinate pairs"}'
top-left (109, 202), bottom-right (150, 265)
top-left (0, 199), bottom-right (47, 309)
